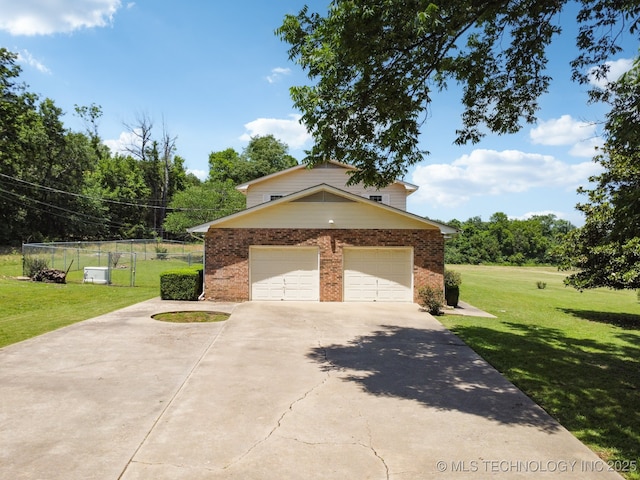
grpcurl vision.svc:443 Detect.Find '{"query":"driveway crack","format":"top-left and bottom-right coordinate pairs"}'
top-left (364, 415), bottom-right (390, 479)
top-left (280, 436), bottom-right (391, 478)
top-left (223, 373), bottom-right (330, 469)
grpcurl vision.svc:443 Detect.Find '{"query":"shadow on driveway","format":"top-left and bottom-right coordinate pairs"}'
top-left (309, 324), bottom-right (560, 432)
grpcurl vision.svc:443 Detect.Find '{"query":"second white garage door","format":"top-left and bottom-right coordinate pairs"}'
top-left (250, 247), bottom-right (319, 301)
top-left (343, 248), bottom-right (413, 302)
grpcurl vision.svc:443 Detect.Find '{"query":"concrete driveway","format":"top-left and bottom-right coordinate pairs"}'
top-left (0, 300), bottom-right (621, 479)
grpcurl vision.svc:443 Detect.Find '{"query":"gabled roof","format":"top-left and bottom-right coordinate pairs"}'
top-left (235, 160), bottom-right (419, 195)
top-left (188, 183), bottom-right (458, 235)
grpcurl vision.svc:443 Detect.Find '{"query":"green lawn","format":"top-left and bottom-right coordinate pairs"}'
top-left (0, 253), bottom-right (193, 348)
top-left (440, 265), bottom-right (640, 479)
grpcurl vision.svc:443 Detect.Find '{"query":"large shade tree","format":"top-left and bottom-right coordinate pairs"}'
top-left (277, 0), bottom-right (640, 186)
top-left (558, 57), bottom-right (640, 290)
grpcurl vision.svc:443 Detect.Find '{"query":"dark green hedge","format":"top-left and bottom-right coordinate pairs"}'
top-left (160, 267), bottom-right (203, 301)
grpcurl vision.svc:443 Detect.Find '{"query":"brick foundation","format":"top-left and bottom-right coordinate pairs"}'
top-left (204, 228), bottom-right (444, 302)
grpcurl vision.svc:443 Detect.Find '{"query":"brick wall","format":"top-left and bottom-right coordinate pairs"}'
top-left (204, 228), bottom-right (444, 302)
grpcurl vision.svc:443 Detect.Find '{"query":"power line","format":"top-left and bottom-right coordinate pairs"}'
top-left (0, 172), bottom-right (160, 209)
top-left (0, 186), bottom-right (131, 229)
top-left (0, 172), bottom-right (219, 212)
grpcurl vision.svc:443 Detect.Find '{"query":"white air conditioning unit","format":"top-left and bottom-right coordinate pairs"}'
top-left (83, 266), bottom-right (110, 285)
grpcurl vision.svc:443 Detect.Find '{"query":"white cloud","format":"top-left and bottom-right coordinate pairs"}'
top-left (240, 114), bottom-right (312, 149)
top-left (529, 114), bottom-right (602, 158)
top-left (568, 136), bottom-right (602, 158)
top-left (16, 49), bottom-right (51, 74)
top-left (411, 149), bottom-right (603, 208)
top-left (103, 129), bottom-right (141, 156)
top-left (0, 0), bottom-right (121, 35)
top-left (588, 57), bottom-right (634, 89)
top-left (266, 67), bottom-right (291, 84)
top-left (530, 115), bottom-right (596, 146)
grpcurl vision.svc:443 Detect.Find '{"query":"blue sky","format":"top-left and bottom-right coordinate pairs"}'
top-left (0, 0), bottom-right (636, 226)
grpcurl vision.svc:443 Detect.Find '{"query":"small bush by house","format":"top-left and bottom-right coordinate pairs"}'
top-left (418, 285), bottom-right (444, 315)
top-left (160, 267), bottom-right (203, 301)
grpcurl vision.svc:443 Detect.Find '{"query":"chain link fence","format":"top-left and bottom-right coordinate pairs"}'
top-left (22, 239), bottom-right (204, 287)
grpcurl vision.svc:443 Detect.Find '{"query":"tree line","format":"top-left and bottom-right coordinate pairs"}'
top-left (444, 213), bottom-right (574, 266)
top-left (0, 48), bottom-right (295, 246)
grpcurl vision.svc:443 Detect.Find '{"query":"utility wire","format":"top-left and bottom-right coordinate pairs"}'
top-left (0, 186), bottom-right (132, 229)
top-left (0, 172), bottom-right (220, 212)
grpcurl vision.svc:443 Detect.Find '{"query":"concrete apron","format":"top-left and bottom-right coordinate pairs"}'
top-left (0, 301), bottom-right (620, 479)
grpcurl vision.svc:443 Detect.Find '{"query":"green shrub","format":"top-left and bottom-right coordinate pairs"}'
top-left (23, 256), bottom-right (49, 278)
top-left (418, 285), bottom-right (444, 315)
top-left (160, 267), bottom-right (203, 300)
top-left (508, 252), bottom-right (526, 265)
top-left (537, 281), bottom-right (547, 289)
top-left (444, 269), bottom-right (462, 287)
top-left (155, 246), bottom-right (168, 260)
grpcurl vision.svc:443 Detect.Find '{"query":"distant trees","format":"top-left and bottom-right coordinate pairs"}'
top-left (163, 181), bottom-right (245, 235)
top-left (0, 48), bottom-right (103, 243)
top-left (164, 135), bottom-right (299, 235)
top-left (208, 134), bottom-right (298, 184)
top-left (0, 48), bottom-right (203, 243)
top-left (445, 213), bottom-right (575, 265)
top-left (82, 154), bottom-right (151, 238)
top-left (0, 47), bottom-right (306, 245)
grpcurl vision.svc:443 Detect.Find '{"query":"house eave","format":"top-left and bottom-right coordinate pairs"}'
top-left (234, 160), bottom-right (419, 195)
top-left (187, 183), bottom-right (458, 235)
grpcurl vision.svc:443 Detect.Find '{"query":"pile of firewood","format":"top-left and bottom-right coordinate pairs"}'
top-left (32, 268), bottom-right (67, 284)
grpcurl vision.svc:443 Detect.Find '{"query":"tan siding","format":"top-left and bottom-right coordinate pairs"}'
top-left (214, 202), bottom-right (437, 229)
top-left (245, 167), bottom-right (408, 210)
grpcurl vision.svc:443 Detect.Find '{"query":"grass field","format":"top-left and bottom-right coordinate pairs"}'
top-left (440, 265), bottom-right (640, 479)
top-left (0, 253), bottom-right (195, 348)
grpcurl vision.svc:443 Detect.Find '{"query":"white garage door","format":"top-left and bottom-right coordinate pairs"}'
top-left (250, 247), bottom-right (319, 301)
top-left (343, 248), bottom-right (413, 302)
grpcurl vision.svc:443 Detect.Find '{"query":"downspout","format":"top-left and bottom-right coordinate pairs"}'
top-left (198, 238), bottom-right (206, 300)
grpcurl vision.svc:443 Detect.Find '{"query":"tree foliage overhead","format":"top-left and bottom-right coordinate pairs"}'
top-left (277, 0), bottom-right (640, 186)
top-left (558, 57), bottom-right (640, 290)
